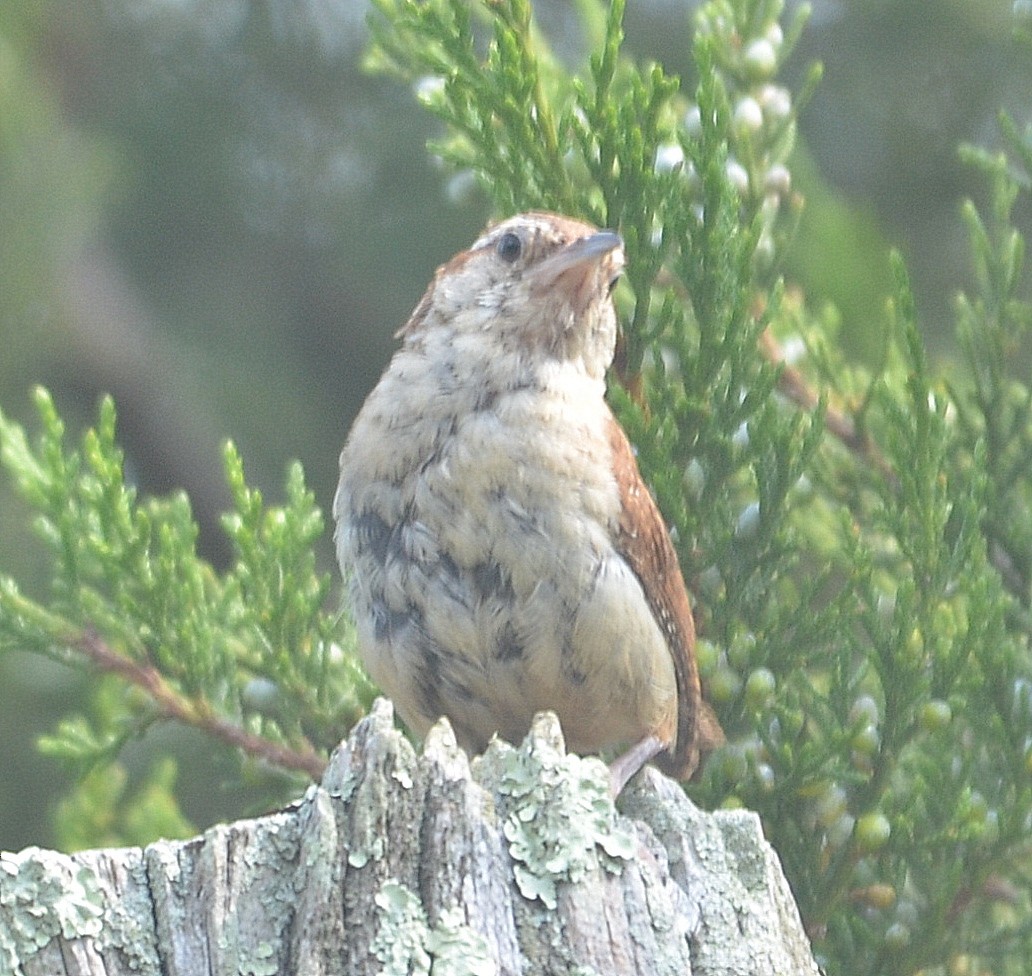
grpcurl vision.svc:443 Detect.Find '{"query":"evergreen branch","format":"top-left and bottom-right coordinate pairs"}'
top-left (73, 628), bottom-right (328, 780)
top-left (0, 387), bottom-right (366, 795)
top-left (0, 579), bottom-right (328, 779)
top-left (759, 328), bottom-right (897, 487)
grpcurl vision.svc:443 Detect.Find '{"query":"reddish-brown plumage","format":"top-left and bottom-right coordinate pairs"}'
top-left (605, 413), bottom-right (705, 778)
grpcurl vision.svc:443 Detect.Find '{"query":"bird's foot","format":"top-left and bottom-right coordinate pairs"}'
top-left (608, 735), bottom-right (665, 798)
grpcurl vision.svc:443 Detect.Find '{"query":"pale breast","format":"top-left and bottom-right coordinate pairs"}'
top-left (335, 356), bottom-right (678, 757)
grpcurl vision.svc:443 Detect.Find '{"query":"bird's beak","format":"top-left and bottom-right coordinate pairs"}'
top-left (530, 230), bottom-right (624, 314)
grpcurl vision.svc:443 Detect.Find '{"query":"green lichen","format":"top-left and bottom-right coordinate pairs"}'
top-left (484, 718), bottom-right (637, 910)
top-left (0, 847), bottom-right (104, 970)
top-left (372, 881), bottom-right (432, 976)
top-left (425, 907), bottom-right (498, 976)
top-left (79, 850), bottom-right (162, 972)
top-left (371, 880), bottom-right (496, 976)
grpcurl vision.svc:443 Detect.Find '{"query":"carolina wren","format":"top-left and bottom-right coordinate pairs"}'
top-left (334, 211), bottom-right (722, 792)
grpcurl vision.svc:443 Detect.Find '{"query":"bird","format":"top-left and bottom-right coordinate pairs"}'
top-left (333, 211), bottom-right (722, 793)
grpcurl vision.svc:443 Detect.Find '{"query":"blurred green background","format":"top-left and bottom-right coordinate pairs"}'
top-left (1, 0), bottom-right (1028, 852)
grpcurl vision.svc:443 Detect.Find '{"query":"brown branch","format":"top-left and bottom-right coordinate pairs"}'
top-left (759, 328), bottom-right (900, 490)
top-left (646, 266), bottom-right (899, 491)
top-left (74, 629), bottom-right (328, 780)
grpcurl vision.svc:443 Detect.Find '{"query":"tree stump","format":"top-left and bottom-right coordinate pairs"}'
top-left (0, 699), bottom-right (819, 975)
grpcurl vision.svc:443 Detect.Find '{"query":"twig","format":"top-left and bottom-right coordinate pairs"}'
top-left (75, 629), bottom-right (328, 781)
top-left (759, 328), bottom-right (900, 490)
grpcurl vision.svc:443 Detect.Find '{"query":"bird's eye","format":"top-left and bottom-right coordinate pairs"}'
top-left (495, 232), bottom-right (523, 264)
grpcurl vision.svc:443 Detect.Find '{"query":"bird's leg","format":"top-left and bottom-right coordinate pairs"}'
top-left (607, 735), bottom-right (665, 798)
